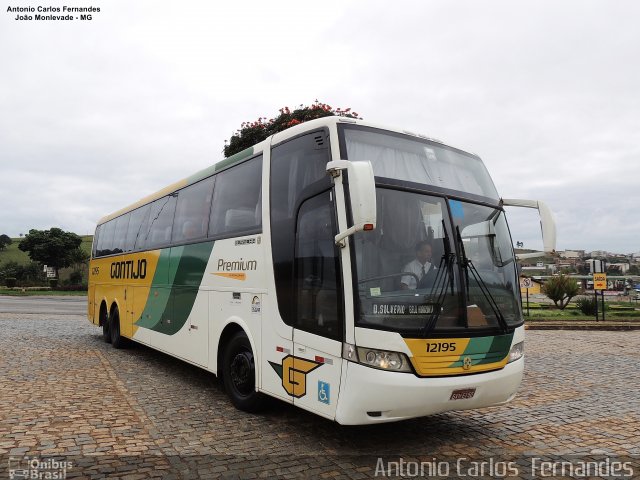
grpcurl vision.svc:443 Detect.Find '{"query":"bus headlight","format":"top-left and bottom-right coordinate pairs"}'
top-left (508, 341), bottom-right (524, 363)
top-left (343, 343), bottom-right (412, 372)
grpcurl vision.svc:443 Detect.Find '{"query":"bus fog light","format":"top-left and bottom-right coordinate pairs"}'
top-left (508, 341), bottom-right (524, 363)
top-left (355, 347), bottom-right (412, 372)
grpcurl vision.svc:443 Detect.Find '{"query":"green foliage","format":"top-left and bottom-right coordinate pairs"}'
top-left (575, 296), bottom-right (598, 316)
top-left (18, 228), bottom-right (82, 273)
top-left (0, 234), bottom-right (12, 251)
top-left (6, 278), bottom-right (16, 288)
top-left (542, 274), bottom-right (580, 310)
top-left (69, 270), bottom-right (83, 285)
top-left (0, 260), bottom-right (23, 281)
top-left (224, 100), bottom-right (361, 157)
top-left (69, 247), bottom-right (90, 266)
top-left (0, 260), bottom-right (46, 286)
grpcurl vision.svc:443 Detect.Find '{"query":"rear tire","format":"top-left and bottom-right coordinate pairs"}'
top-left (223, 331), bottom-right (265, 413)
top-left (109, 307), bottom-right (127, 349)
top-left (101, 306), bottom-right (111, 343)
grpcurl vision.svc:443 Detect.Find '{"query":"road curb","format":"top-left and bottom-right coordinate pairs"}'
top-left (526, 323), bottom-right (640, 331)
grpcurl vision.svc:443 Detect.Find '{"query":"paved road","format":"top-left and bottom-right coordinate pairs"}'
top-left (0, 304), bottom-right (639, 478)
top-left (0, 295), bottom-right (86, 315)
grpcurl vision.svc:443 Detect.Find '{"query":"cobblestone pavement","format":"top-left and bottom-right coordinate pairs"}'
top-left (1, 311), bottom-right (639, 479)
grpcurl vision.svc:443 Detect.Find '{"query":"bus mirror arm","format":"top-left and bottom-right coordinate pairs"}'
top-left (502, 198), bottom-right (557, 259)
top-left (326, 160), bottom-right (377, 248)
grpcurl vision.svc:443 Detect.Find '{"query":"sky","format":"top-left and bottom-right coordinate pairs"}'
top-left (1, 0), bottom-right (639, 254)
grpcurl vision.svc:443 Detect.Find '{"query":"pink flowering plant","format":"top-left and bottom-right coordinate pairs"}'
top-left (223, 100), bottom-right (362, 157)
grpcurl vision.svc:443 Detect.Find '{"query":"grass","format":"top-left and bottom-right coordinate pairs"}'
top-left (0, 239), bottom-right (31, 265)
top-left (0, 235), bottom-right (93, 267)
top-left (0, 288), bottom-right (87, 296)
top-left (0, 235), bottom-right (93, 286)
top-left (525, 301), bottom-right (640, 321)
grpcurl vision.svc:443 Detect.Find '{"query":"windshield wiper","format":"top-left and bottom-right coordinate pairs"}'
top-left (456, 226), bottom-right (508, 332)
top-left (422, 221), bottom-right (456, 334)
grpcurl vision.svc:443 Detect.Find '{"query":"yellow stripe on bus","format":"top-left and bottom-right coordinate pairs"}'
top-left (89, 250), bottom-right (162, 337)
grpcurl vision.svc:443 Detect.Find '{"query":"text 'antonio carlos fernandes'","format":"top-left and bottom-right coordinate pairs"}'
top-left (374, 457), bottom-right (635, 478)
top-left (6, 6), bottom-right (101, 12)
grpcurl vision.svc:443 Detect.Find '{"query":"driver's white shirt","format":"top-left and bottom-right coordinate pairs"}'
top-left (401, 259), bottom-right (432, 289)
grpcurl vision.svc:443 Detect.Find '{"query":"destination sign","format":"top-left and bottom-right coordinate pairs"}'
top-left (371, 303), bottom-right (434, 315)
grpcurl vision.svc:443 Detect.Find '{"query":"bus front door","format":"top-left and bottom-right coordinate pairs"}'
top-left (290, 191), bottom-right (344, 420)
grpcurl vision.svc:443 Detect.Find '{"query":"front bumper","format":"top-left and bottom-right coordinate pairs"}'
top-left (334, 357), bottom-right (523, 425)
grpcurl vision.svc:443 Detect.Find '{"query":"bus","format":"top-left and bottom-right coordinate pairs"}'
top-left (88, 116), bottom-right (555, 424)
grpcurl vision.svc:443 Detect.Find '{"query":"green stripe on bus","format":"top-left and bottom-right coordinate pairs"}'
top-left (475, 333), bottom-right (513, 365)
top-left (135, 241), bottom-right (215, 335)
top-left (184, 147), bottom-right (255, 186)
top-left (450, 333), bottom-right (513, 368)
top-left (185, 165), bottom-right (217, 185)
top-left (135, 249), bottom-right (172, 330)
top-left (214, 147), bottom-right (254, 171)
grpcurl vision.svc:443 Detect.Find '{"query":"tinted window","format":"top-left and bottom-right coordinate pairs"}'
top-left (295, 192), bottom-right (343, 340)
top-left (172, 177), bottom-right (215, 244)
top-left (340, 125), bottom-right (499, 200)
top-left (139, 195), bottom-right (177, 250)
top-left (125, 204), bottom-right (151, 252)
top-left (92, 224), bottom-right (102, 258)
top-left (112, 213), bottom-right (130, 254)
top-left (209, 156), bottom-right (262, 237)
top-left (97, 220), bottom-right (116, 256)
top-left (270, 131), bottom-right (332, 326)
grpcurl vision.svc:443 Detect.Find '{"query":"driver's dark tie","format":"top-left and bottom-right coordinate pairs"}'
top-left (421, 265), bottom-right (426, 279)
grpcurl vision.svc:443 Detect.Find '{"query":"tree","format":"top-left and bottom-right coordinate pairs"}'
top-left (68, 247), bottom-right (90, 285)
top-left (18, 228), bottom-right (82, 277)
top-left (542, 274), bottom-right (580, 309)
top-left (0, 234), bottom-right (12, 251)
top-left (224, 100), bottom-right (361, 157)
top-left (0, 261), bottom-right (22, 282)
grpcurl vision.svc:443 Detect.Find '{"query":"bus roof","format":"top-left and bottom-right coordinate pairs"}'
top-left (97, 141), bottom-right (263, 225)
top-left (97, 116), bottom-right (477, 225)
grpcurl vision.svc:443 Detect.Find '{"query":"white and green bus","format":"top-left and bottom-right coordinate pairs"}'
top-left (88, 116), bottom-right (555, 424)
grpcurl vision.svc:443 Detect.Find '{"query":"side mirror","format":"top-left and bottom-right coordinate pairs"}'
top-left (502, 198), bottom-right (556, 259)
top-left (326, 160), bottom-right (377, 247)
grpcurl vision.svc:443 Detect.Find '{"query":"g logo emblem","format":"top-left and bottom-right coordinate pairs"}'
top-left (463, 356), bottom-right (472, 370)
top-left (269, 355), bottom-right (323, 398)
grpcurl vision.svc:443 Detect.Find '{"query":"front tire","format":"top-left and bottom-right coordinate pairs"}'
top-left (223, 331), bottom-right (265, 412)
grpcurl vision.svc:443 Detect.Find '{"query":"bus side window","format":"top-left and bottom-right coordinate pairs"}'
top-left (92, 224), bottom-right (102, 258)
top-left (172, 176), bottom-right (215, 244)
top-left (294, 192), bottom-right (343, 341)
top-left (125, 204), bottom-right (151, 252)
top-left (112, 213), bottom-right (131, 255)
top-left (143, 195), bottom-right (177, 250)
top-left (97, 220), bottom-right (116, 257)
top-left (209, 156), bottom-right (262, 238)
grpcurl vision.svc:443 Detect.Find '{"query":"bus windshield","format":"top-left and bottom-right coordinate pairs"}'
top-left (353, 189), bottom-right (522, 336)
top-left (452, 200), bottom-right (521, 328)
top-left (341, 125), bottom-right (499, 200)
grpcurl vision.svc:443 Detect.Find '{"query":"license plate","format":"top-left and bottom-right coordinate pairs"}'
top-left (450, 388), bottom-right (476, 400)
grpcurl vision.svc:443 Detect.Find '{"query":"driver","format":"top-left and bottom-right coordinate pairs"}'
top-left (401, 241), bottom-right (436, 290)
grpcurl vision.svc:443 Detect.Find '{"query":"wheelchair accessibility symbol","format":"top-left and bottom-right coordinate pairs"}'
top-left (318, 381), bottom-right (330, 405)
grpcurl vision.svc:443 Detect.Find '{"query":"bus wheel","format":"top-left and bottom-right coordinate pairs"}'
top-left (223, 331), bottom-right (265, 412)
top-left (109, 307), bottom-right (127, 349)
top-left (101, 306), bottom-right (111, 343)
